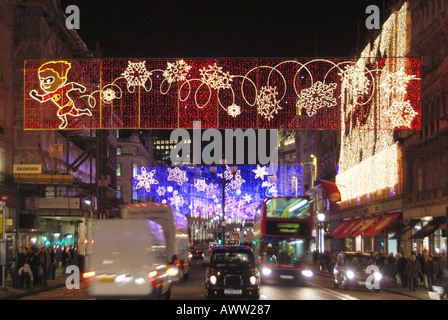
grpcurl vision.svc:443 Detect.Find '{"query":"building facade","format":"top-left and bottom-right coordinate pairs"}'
top-left (0, 0), bottom-right (117, 260)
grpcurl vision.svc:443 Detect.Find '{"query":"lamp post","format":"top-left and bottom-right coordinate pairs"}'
top-left (210, 163), bottom-right (237, 245)
top-left (317, 213), bottom-right (326, 253)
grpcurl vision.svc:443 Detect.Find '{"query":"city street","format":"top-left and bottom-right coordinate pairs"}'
top-left (16, 261), bottom-right (421, 301)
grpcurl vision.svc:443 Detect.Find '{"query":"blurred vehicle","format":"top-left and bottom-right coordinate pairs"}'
top-left (121, 202), bottom-right (190, 282)
top-left (189, 247), bottom-right (204, 261)
top-left (204, 245), bottom-right (260, 299)
top-left (84, 219), bottom-right (175, 299)
top-left (254, 196), bottom-right (315, 284)
top-left (333, 251), bottom-right (382, 292)
top-left (208, 241), bottom-right (217, 252)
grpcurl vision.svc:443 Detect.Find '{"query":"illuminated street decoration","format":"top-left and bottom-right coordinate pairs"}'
top-left (133, 165), bottom-right (303, 222)
top-left (336, 2), bottom-right (416, 203)
top-left (134, 167), bottom-right (158, 192)
top-left (24, 57), bottom-right (420, 130)
top-left (167, 167), bottom-right (189, 186)
top-left (252, 165), bottom-right (269, 180)
top-left (28, 60), bottom-right (93, 129)
top-left (298, 81), bottom-right (337, 116)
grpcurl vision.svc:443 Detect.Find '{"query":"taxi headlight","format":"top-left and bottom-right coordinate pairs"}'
top-left (374, 272), bottom-right (383, 281)
top-left (249, 276), bottom-right (257, 285)
top-left (210, 275), bottom-right (217, 285)
top-left (301, 270), bottom-right (314, 278)
top-left (262, 267), bottom-right (272, 276)
top-left (346, 270), bottom-right (355, 280)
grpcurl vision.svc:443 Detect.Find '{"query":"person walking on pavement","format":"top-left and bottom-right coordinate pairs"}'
top-left (29, 246), bottom-right (41, 287)
top-left (424, 254), bottom-right (438, 292)
top-left (406, 254), bottom-right (421, 292)
top-left (39, 247), bottom-right (51, 286)
top-left (397, 252), bottom-right (408, 289)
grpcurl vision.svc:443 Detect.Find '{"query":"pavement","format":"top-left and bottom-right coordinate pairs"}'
top-left (317, 271), bottom-right (448, 300)
top-left (0, 268), bottom-right (68, 300)
top-left (0, 267), bottom-right (445, 300)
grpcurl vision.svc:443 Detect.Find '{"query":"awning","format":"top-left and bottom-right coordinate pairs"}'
top-left (350, 215), bottom-right (382, 237)
top-left (337, 218), bottom-right (368, 238)
top-left (319, 179), bottom-right (341, 203)
top-left (363, 212), bottom-right (401, 237)
top-left (390, 219), bottom-right (420, 239)
top-left (329, 220), bottom-right (351, 237)
top-left (335, 220), bottom-right (358, 238)
top-left (410, 216), bottom-right (446, 239)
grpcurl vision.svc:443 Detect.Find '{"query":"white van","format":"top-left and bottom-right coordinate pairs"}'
top-left (121, 202), bottom-right (190, 282)
top-left (84, 219), bottom-right (174, 299)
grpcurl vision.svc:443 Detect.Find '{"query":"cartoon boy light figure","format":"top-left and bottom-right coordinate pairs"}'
top-left (30, 60), bottom-right (92, 129)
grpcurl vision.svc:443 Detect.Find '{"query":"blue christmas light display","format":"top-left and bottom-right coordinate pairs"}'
top-left (133, 164), bottom-right (303, 221)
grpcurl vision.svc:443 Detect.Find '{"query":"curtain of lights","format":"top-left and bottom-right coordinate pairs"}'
top-left (24, 57), bottom-right (420, 130)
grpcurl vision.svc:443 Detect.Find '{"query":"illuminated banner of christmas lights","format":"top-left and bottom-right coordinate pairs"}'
top-left (132, 164), bottom-right (303, 221)
top-left (24, 58), bottom-right (421, 130)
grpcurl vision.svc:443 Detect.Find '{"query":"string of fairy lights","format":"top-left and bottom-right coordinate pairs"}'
top-left (24, 56), bottom-right (420, 130)
top-left (336, 2), bottom-right (420, 204)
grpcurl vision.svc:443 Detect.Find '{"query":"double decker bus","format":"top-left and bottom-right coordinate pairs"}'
top-left (253, 196), bottom-right (315, 284)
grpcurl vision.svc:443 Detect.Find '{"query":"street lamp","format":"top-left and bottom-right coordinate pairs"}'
top-left (210, 163), bottom-right (238, 245)
top-left (317, 213), bottom-right (326, 253)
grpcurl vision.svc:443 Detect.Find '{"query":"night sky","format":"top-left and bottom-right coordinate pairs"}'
top-left (60, 0), bottom-right (391, 59)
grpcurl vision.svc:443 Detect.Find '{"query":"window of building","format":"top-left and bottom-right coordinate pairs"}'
top-left (117, 163), bottom-right (122, 176)
top-left (117, 146), bottom-right (122, 155)
top-left (133, 146), bottom-right (138, 156)
top-left (132, 163), bottom-right (138, 177)
top-left (0, 147), bottom-right (4, 172)
top-left (117, 185), bottom-right (121, 198)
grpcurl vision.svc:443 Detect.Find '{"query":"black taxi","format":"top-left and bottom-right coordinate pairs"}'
top-left (333, 251), bottom-right (382, 292)
top-left (204, 245), bottom-right (260, 299)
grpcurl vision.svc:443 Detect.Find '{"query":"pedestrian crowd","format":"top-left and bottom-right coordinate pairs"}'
top-left (313, 250), bottom-right (448, 292)
top-left (9, 245), bottom-right (75, 290)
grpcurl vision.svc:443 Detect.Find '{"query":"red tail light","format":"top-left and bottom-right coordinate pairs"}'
top-left (82, 271), bottom-right (96, 279)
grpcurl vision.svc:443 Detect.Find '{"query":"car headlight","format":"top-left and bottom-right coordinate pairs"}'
top-left (346, 270), bottom-right (355, 280)
top-left (249, 276), bottom-right (257, 285)
top-left (374, 272), bottom-right (382, 281)
top-left (210, 275), bottom-right (217, 285)
top-left (262, 267), bottom-right (272, 276)
top-left (301, 270), bottom-right (314, 278)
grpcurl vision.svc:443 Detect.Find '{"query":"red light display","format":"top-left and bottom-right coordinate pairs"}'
top-left (24, 58), bottom-right (421, 130)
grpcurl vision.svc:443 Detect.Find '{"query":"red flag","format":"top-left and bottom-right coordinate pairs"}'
top-left (319, 179), bottom-right (341, 203)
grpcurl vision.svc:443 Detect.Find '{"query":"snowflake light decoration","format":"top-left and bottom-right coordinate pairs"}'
top-left (256, 86), bottom-right (282, 121)
top-left (156, 186), bottom-right (167, 197)
top-left (121, 61), bottom-right (152, 91)
top-left (387, 100), bottom-right (418, 128)
top-left (169, 190), bottom-right (185, 208)
top-left (379, 68), bottom-right (419, 129)
top-left (339, 64), bottom-right (371, 96)
top-left (227, 103), bottom-right (241, 117)
top-left (193, 179), bottom-right (207, 192)
top-left (379, 68), bottom-right (417, 100)
top-left (252, 165), bottom-right (269, 180)
top-left (298, 81), bottom-right (337, 117)
top-left (199, 63), bottom-right (234, 90)
top-left (242, 193), bottom-right (252, 203)
top-left (134, 167), bottom-right (159, 192)
top-left (163, 59), bottom-right (192, 83)
top-left (167, 167), bottom-right (189, 186)
top-left (101, 88), bottom-right (117, 103)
